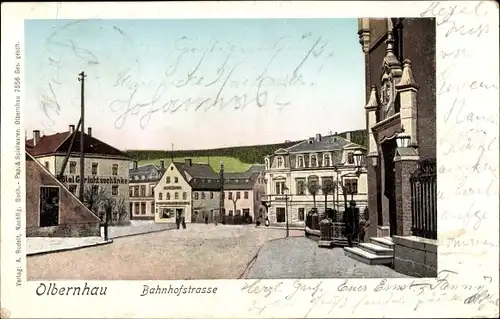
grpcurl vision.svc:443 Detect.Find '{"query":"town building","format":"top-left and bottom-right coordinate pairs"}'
top-left (263, 132), bottom-right (367, 227)
top-left (154, 159), bottom-right (220, 224)
top-left (25, 126), bottom-right (131, 224)
top-left (26, 152), bottom-right (101, 237)
top-left (344, 18), bottom-right (437, 277)
top-left (129, 160), bottom-right (166, 220)
top-left (222, 164), bottom-right (266, 222)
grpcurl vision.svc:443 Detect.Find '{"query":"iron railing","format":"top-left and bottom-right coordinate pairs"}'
top-left (410, 159), bottom-right (437, 239)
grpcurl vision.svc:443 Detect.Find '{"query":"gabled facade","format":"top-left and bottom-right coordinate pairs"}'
top-left (154, 160), bottom-right (192, 223)
top-left (263, 133), bottom-right (367, 226)
top-left (26, 152), bottom-right (101, 237)
top-left (26, 126), bottom-right (131, 224)
top-left (129, 160), bottom-right (166, 220)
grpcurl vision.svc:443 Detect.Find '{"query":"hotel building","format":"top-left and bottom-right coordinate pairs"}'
top-left (263, 132), bottom-right (367, 227)
top-left (25, 126), bottom-right (131, 224)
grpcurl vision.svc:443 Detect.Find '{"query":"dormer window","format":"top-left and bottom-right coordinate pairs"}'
top-left (310, 154), bottom-right (317, 167)
top-left (277, 156), bottom-right (284, 168)
top-left (297, 155), bottom-right (304, 168)
top-left (141, 175), bottom-right (146, 180)
top-left (347, 152), bottom-right (354, 164)
top-left (323, 154), bottom-right (331, 167)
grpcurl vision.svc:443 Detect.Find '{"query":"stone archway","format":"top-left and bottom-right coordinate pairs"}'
top-left (381, 139), bottom-right (398, 236)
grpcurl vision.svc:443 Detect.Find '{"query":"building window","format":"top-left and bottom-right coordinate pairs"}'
top-left (323, 154), bottom-right (331, 167)
top-left (112, 164), bottom-right (118, 176)
top-left (298, 208), bottom-right (305, 221)
top-left (201, 192), bottom-right (206, 200)
top-left (91, 162), bottom-right (98, 175)
top-left (236, 191), bottom-right (241, 199)
top-left (44, 161), bottom-right (50, 170)
top-left (141, 202), bottom-right (146, 215)
top-left (276, 207), bottom-right (285, 223)
top-left (134, 186), bottom-right (139, 197)
top-left (166, 192), bottom-right (171, 200)
top-left (174, 192), bottom-right (179, 200)
top-left (39, 186), bottom-right (60, 227)
top-left (112, 185), bottom-right (119, 196)
top-left (140, 185), bottom-right (146, 196)
top-left (296, 178), bottom-right (306, 195)
top-left (236, 209), bottom-right (241, 216)
top-left (129, 187), bottom-right (133, 197)
top-left (166, 176), bottom-right (171, 183)
top-left (174, 177), bottom-right (179, 183)
top-left (277, 156), bottom-right (284, 168)
top-left (161, 208), bottom-right (173, 219)
top-left (158, 192), bottom-right (163, 200)
top-left (92, 185), bottom-right (99, 195)
top-left (134, 202), bottom-right (140, 215)
top-left (275, 181), bottom-right (285, 195)
top-left (229, 210), bottom-right (234, 216)
top-left (297, 156), bottom-right (304, 168)
top-left (150, 185), bottom-right (155, 197)
top-left (347, 152), bottom-right (354, 164)
top-left (68, 184), bottom-right (77, 195)
top-left (310, 155), bottom-right (317, 167)
top-left (244, 191), bottom-right (249, 199)
top-left (151, 202), bottom-right (155, 215)
top-left (243, 208), bottom-right (250, 217)
top-left (208, 191), bottom-right (213, 199)
top-left (194, 192), bottom-right (199, 200)
top-left (69, 161), bottom-right (76, 174)
top-left (228, 192), bottom-right (233, 200)
top-left (182, 192), bottom-right (187, 200)
top-left (345, 179), bottom-right (358, 194)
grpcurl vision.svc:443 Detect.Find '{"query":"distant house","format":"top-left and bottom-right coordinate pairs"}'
top-left (263, 132), bottom-right (367, 227)
top-left (25, 126), bottom-right (131, 224)
top-left (26, 152), bottom-right (101, 237)
top-left (223, 165), bottom-right (266, 222)
top-left (129, 160), bottom-right (166, 220)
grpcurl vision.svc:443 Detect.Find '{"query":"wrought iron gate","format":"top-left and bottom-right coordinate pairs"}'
top-left (410, 159), bottom-right (437, 239)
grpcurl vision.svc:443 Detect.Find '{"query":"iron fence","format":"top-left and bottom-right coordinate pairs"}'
top-left (410, 159), bottom-right (437, 239)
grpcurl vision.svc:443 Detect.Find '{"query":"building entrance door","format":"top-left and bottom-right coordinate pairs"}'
top-left (382, 139), bottom-right (397, 236)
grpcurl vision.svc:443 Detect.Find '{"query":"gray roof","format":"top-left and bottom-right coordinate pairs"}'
top-left (173, 161), bottom-right (220, 191)
top-left (286, 135), bottom-right (351, 153)
top-left (223, 172), bottom-right (260, 190)
top-left (246, 164), bottom-right (265, 173)
top-left (129, 164), bottom-right (165, 183)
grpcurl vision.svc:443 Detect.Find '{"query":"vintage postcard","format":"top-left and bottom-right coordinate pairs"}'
top-left (1, 1), bottom-right (498, 318)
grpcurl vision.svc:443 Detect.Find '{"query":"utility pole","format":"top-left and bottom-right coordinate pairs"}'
top-left (78, 71), bottom-right (86, 202)
top-left (219, 161), bottom-right (224, 225)
top-left (171, 143), bottom-right (174, 163)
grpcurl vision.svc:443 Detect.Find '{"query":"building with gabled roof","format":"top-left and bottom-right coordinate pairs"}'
top-left (26, 151), bottom-right (101, 237)
top-left (263, 132), bottom-right (367, 227)
top-left (129, 160), bottom-right (166, 220)
top-left (26, 126), bottom-right (131, 224)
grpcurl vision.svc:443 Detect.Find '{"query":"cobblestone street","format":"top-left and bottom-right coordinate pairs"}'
top-left (27, 224), bottom-right (302, 280)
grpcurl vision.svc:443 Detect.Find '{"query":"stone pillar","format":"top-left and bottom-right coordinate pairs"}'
top-left (396, 59), bottom-right (419, 147)
top-left (366, 155), bottom-right (379, 239)
top-left (394, 153), bottom-right (419, 236)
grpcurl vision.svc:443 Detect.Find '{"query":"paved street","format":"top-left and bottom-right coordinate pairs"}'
top-left (27, 224), bottom-right (302, 280)
top-left (245, 236), bottom-right (409, 279)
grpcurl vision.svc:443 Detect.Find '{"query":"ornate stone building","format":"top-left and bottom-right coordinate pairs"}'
top-left (344, 18), bottom-right (437, 277)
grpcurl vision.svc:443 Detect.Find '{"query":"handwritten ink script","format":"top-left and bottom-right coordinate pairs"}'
top-left (421, 1), bottom-right (498, 274)
top-left (108, 35), bottom-right (335, 129)
top-left (242, 271), bottom-right (499, 317)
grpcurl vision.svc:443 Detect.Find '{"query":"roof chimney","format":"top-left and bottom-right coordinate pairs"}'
top-left (185, 158), bottom-right (192, 167)
top-left (33, 130), bottom-right (40, 146)
top-left (87, 127), bottom-right (92, 137)
top-left (159, 160), bottom-right (165, 169)
top-left (315, 133), bottom-right (322, 141)
top-left (346, 131), bottom-right (351, 141)
top-left (69, 125), bottom-right (75, 133)
top-left (133, 161), bottom-right (138, 169)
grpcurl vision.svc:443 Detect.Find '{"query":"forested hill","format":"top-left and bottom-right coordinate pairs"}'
top-left (125, 129), bottom-right (367, 164)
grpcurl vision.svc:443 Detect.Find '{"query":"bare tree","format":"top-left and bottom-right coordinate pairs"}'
top-left (307, 179), bottom-right (321, 211)
top-left (83, 186), bottom-right (129, 226)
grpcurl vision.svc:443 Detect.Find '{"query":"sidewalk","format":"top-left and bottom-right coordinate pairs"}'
top-left (27, 237), bottom-right (112, 256)
top-left (27, 221), bottom-right (176, 256)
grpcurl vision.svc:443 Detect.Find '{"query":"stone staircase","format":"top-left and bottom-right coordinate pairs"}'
top-left (344, 236), bottom-right (394, 265)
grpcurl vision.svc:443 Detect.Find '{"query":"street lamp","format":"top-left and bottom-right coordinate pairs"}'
top-left (396, 131), bottom-right (411, 148)
top-left (283, 185), bottom-right (290, 238)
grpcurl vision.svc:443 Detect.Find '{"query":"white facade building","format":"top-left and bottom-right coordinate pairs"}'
top-left (263, 133), bottom-right (367, 227)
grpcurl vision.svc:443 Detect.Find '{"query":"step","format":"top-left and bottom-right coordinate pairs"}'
top-left (370, 237), bottom-right (394, 249)
top-left (344, 247), bottom-right (393, 266)
top-left (358, 242), bottom-right (394, 256)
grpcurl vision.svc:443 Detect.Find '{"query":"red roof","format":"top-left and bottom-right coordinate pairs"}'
top-left (26, 131), bottom-right (130, 159)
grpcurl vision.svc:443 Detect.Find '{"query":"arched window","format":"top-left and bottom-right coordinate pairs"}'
top-left (347, 152), bottom-right (354, 164)
top-left (323, 154), bottom-right (331, 167)
top-left (277, 156), bottom-right (284, 168)
top-left (310, 155), bottom-right (317, 167)
top-left (297, 156), bottom-right (304, 168)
